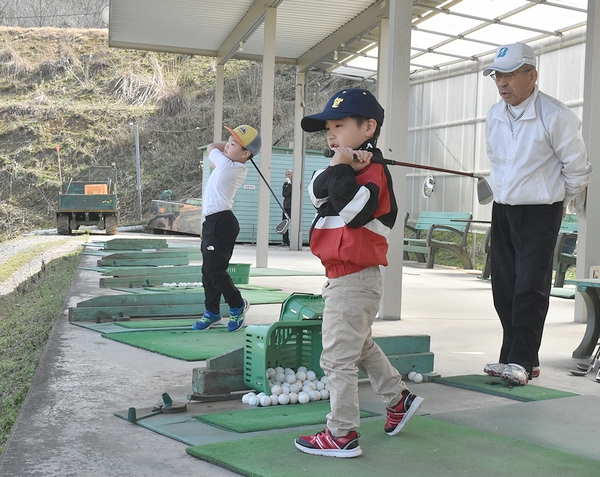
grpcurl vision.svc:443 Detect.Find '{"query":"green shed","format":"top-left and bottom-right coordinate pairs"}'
top-left (201, 146), bottom-right (329, 244)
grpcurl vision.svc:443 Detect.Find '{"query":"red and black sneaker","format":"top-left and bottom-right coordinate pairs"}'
top-left (385, 390), bottom-right (424, 436)
top-left (294, 428), bottom-right (362, 458)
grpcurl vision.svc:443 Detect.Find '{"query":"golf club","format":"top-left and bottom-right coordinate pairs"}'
top-left (249, 158), bottom-right (290, 234)
top-left (323, 150), bottom-right (494, 205)
top-left (570, 342), bottom-right (600, 376)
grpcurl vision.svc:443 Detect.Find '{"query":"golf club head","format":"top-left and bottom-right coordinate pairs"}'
top-left (475, 176), bottom-right (494, 205)
top-left (275, 218), bottom-right (289, 234)
top-left (569, 369), bottom-right (589, 376)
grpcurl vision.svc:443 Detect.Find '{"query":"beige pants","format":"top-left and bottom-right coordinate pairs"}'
top-left (320, 266), bottom-right (407, 436)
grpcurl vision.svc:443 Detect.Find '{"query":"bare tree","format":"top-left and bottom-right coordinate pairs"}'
top-left (1, 0), bottom-right (108, 28)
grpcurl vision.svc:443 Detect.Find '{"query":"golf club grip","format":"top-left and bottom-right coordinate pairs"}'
top-left (322, 150), bottom-right (474, 177)
top-left (323, 149), bottom-right (393, 165)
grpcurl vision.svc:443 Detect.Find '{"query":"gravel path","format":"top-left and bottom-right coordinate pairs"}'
top-left (0, 232), bottom-right (88, 296)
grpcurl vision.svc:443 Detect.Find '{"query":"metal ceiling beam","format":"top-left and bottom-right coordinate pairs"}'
top-left (296, 0), bottom-right (389, 73)
top-left (216, 0), bottom-right (284, 64)
top-left (413, 2), bottom-right (562, 37)
top-left (527, 0), bottom-right (586, 14)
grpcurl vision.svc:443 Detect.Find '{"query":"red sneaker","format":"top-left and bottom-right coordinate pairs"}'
top-left (295, 428), bottom-right (362, 458)
top-left (385, 390), bottom-right (424, 436)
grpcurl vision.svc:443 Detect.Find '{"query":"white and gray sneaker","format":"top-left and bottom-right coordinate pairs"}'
top-left (485, 362), bottom-right (540, 379)
top-left (483, 362), bottom-right (508, 377)
top-left (500, 363), bottom-right (529, 386)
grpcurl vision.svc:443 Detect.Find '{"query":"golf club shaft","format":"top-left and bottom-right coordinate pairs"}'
top-left (323, 149), bottom-right (475, 178)
top-left (249, 158), bottom-right (291, 220)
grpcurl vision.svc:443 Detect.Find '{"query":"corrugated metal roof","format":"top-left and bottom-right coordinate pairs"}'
top-left (108, 0), bottom-right (587, 80)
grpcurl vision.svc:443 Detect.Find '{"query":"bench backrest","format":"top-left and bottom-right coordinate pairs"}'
top-left (413, 211), bottom-right (473, 233)
top-left (560, 214), bottom-right (578, 234)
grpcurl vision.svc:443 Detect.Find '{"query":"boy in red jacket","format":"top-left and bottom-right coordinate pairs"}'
top-left (294, 89), bottom-right (423, 458)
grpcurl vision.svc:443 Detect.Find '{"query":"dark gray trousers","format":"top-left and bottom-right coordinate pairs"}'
top-left (201, 210), bottom-right (243, 314)
top-left (490, 201), bottom-right (563, 375)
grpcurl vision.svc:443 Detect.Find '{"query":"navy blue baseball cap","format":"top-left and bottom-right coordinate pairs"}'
top-left (301, 88), bottom-right (384, 132)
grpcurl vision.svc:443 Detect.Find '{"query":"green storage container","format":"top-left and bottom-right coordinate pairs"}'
top-left (227, 263), bottom-right (251, 284)
top-left (279, 293), bottom-right (325, 321)
top-left (244, 320), bottom-right (323, 394)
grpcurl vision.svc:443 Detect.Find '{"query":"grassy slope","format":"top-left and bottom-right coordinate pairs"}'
top-left (0, 26), bottom-right (360, 242)
top-left (0, 251), bottom-right (81, 454)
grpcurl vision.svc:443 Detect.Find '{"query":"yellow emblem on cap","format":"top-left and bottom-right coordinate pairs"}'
top-left (332, 97), bottom-right (344, 108)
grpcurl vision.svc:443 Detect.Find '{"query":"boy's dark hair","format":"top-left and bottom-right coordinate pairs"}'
top-left (352, 115), bottom-right (381, 139)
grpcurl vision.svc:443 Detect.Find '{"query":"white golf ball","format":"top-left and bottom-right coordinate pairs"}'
top-left (316, 381), bottom-right (325, 391)
top-left (270, 384), bottom-right (282, 396)
top-left (242, 392), bottom-right (255, 404)
top-left (270, 395), bottom-right (279, 406)
top-left (274, 372), bottom-right (286, 384)
top-left (259, 395), bottom-right (271, 406)
top-left (296, 371), bottom-right (307, 382)
top-left (284, 367), bottom-right (295, 375)
top-left (306, 370), bottom-right (317, 381)
top-left (413, 373), bottom-right (423, 383)
top-left (308, 390), bottom-right (321, 401)
top-left (275, 366), bottom-right (284, 374)
top-left (285, 374), bottom-right (297, 384)
top-left (248, 396), bottom-right (259, 406)
top-left (288, 392), bottom-right (298, 404)
top-left (298, 392), bottom-right (310, 404)
top-left (408, 371), bottom-right (417, 381)
top-left (320, 389), bottom-right (330, 400)
top-left (320, 376), bottom-right (329, 384)
top-left (278, 394), bottom-right (290, 405)
top-left (297, 366), bottom-right (307, 373)
top-left (266, 367), bottom-right (276, 378)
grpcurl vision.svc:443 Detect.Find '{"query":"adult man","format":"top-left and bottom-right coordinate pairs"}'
top-left (281, 169), bottom-right (292, 246)
top-left (483, 42), bottom-right (592, 385)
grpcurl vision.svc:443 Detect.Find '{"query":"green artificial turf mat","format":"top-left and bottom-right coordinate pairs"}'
top-left (135, 288), bottom-right (289, 303)
top-left (102, 328), bottom-right (245, 361)
top-left (196, 401), bottom-right (376, 433)
top-left (435, 374), bottom-right (578, 401)
top-left (186, 416), bottom-right (599, 477)
top-left (250, 267), bottom-right (324, 277)
top-left (115, 318), bottom-right (198, 329)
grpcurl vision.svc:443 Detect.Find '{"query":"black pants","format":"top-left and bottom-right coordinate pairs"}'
top-left (490, 202), bottom-right (563, 375)
top-left (201, 210), bottom-right (244, 314)
top-left (282, 207), bottom-right (291, 245)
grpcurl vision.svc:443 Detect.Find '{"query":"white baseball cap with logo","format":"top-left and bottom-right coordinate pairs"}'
top-left (483, 42), bottom-right (536, 76)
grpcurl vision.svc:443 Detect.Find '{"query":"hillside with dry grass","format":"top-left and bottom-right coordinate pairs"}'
top-left (0, 26), bottom-right (365, 241)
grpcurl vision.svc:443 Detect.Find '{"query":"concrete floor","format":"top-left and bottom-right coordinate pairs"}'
top-left (1, 232), bottom-right (598, 476)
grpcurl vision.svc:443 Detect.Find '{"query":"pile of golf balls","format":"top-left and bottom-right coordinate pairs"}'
top-left (241, 366), bottom-right (330, 407)
top-left (407, 371), bottom-right (424, 383)
top-left (161, 282), bottom-right (202, 288)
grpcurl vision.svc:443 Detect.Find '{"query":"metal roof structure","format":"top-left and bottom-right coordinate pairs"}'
top-left (107, 0), bottom-right (600, 322)
top-left (108, 0), bottom-right (587, 81)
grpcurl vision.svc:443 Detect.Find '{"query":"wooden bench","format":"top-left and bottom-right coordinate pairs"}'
top-left (481, 214), bottom-right (578, 285)
top-left (553, 214), bottom-right (578, 288)
top-left (570, 278), bottom-right (600, 358)
top-left (404, 211), bottom-right (474, 269)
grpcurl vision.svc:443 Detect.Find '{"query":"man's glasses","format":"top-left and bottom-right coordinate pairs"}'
top-left (490, 69), bottom-right (534, 82)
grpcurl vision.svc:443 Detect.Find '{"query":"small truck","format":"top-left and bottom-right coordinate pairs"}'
top-left (147, 195), bottom-right (202, 236)
top-left (56, 165), bottom-right (118, 235)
